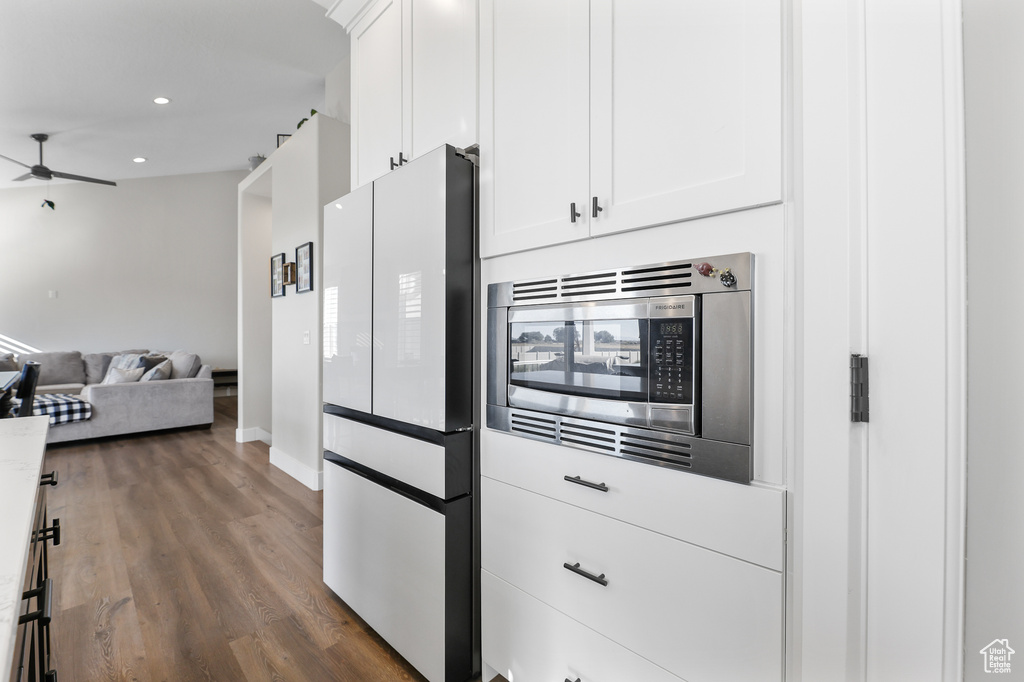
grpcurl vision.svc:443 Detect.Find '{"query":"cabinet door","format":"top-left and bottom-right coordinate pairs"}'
top-left (479, 0), bottom-right (591, 258)
top-left (322, 184), bottom-right (373, 413)
top-left (351, 0), bottom-right (406, 188)
top-left (588, 0), bottom-right (783, 237)
top-left (409, 0), bottom-right (478, 158)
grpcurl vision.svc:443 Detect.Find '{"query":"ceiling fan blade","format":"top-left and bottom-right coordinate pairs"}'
top-left (0, 153), bottom-right (32, 170)
top-left (12, 173), bottom-right (32, 181)
top-left (50, 169), bottom-right (117, 187)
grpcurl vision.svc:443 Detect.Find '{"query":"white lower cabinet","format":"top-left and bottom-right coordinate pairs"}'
top-left (482, 570), bottom-right (684, 682)
top-left (481, 475), bottom-right (784, 682)
top-left (323, 462), bottom-right (447, 682)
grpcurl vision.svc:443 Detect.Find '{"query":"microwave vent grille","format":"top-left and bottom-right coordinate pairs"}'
top-left (511, 262), bottom-right (699, 302)
top-left (510, 412), bottom-right (557, 441)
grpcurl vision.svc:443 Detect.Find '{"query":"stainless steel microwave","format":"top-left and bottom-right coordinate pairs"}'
top-left (486, 252), bottom-right (754, 484)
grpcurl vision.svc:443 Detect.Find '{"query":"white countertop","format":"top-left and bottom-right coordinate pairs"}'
top-left (0, 416), bottom-right (49, 676)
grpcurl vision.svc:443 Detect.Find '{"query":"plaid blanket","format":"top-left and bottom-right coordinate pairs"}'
top-left (12, 393), bottom-right (92, 426)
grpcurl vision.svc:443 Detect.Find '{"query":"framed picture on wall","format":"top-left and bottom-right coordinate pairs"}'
top-left (271, 252), bottom-right (286, 297)
top-left (296, 241), bottom-right (313, 293)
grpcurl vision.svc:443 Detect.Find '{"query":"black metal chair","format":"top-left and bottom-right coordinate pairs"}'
top-left (13, 361), bottom-right (40, 417)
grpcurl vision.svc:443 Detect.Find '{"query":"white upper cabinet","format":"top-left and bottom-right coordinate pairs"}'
top-left (348, 0), bottom-right (478, 189)
top-left (480, 0), bottom-right (783, 257)
top-left (351, 0), bottom-right (405, 186)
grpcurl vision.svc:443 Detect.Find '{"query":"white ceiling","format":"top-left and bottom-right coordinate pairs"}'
top-left (0, 0), bottom-right (346, 191)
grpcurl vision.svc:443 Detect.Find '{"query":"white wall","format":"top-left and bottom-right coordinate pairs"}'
top-left (0, 171), bottom-right (244, 368)
top-left (963, 3), bottom-right (1024, 680)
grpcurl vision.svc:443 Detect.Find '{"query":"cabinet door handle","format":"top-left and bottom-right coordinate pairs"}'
top-left (390, 156), bottom-right (398, 170)
top-left (563, 562), bottom-right (608, 587)
top-left (570, 202), bottom-right (581, 223)
top-left (398, 152), bottom-right (408, 165)
top-left (564, 475), bottom-right (608, 493)
top-left (33, 518), bottom-right (60, 546)
top-left (19, 578), bottom-right (53, 626)
top-left (40, 470), bottom-right (58, 487)
top-left (592, 196), bottom-right (603, 218)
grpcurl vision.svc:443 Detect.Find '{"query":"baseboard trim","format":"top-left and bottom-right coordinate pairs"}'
top-left (236, 427), bottom-right (271, 445)
top-left (270, 446), bottom-right (323, 491)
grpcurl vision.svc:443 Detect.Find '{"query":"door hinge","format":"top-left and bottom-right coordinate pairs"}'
top-left (851, 354), bottom-right (869, 423)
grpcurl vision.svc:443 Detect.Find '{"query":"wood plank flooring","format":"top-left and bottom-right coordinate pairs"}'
top-left (44, 397), bottom-right (431, 682)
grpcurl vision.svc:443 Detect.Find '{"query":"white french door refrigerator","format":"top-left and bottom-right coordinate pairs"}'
top-left (321, 144), bottom-right (477, 682)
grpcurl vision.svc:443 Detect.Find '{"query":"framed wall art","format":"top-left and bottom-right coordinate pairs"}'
top-left (296, 241), bottom-right (313, 293)
top-left (271, 252), bottom-right (286, 297)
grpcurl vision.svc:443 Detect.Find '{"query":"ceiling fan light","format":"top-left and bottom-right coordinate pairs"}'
top-left (153, 97), bottom-right (170, 105)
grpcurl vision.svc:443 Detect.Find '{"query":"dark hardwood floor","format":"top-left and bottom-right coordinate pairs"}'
top-left (45, 397), bottom-right (430, 682)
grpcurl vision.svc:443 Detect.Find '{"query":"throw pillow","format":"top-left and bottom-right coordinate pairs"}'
top-left (101, 366), bottom-right (145, 384)
top-left (166, 351), bottom-right (202, 379)
top-left (83, 353), bottom-right (114, 384)
top-left (142, 355), bottom-right (168, 372)
top-left (140, 359), bottom-right (171, 382)
top-left (101, 354), bottom-right (145, 383)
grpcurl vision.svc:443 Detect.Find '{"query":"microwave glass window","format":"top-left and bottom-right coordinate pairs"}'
top-left (509, 319), bottom-right (649, 401)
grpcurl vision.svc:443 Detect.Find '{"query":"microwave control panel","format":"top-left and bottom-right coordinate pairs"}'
top-left (650, 318), bottom-right (696, 405)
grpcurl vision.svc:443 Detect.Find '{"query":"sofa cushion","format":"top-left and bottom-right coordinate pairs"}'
top-left (83, 353), bottom-right (114, 384)
top-left (19, 351), bottom-right (85, 385)
top-left (141, 360), bottom-right (171, 382)
top-left (166, 351), bottom-right (202, 379)
top-left (102, 366), bottom-right (145, 384)
top-left (37, 383), bottom-right (86, 395)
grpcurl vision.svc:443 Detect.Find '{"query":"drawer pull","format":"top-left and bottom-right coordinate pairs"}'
top-left (564, 475), bottom-right (608, 492)
top-left (19, 578), bottom-right (53, 626)
top-left (40, 470), bottom-right (58, 487)
top-left (563, 562), bottom-right (608, 587)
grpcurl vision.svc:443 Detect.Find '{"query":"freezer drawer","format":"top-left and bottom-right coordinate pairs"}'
top-left (323, 459), bottom-right (473, 682)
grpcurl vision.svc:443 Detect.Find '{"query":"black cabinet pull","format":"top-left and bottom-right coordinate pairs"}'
top-left (570, 202), bottom-right (581, 223)
top-left (563, 562), bottom-right (608, 587)
top-left (566, 678), bottom-right (582, 682)
top-left (19, 578), bottom-right (53, 626)
top-left (564, 475), bottom-right (608, 493)
top-left (40, 470), bottom-right (58, 487)
top-left (34, 517), bottom-right (61, 546)
top-left (390, 156), bottom-right (398, 170)
top-left (592, 196), bottom-right (603, 218)
top-left (398, 152), bottom-right (408, 165)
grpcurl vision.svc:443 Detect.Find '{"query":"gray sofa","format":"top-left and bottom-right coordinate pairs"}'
top-left (0, 349), bottom-right (214, 444)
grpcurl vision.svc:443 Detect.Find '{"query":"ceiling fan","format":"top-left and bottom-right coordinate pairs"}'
top-left (0, 133), bottom-right (116, 187)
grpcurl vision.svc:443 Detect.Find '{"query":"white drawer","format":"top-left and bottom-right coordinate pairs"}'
top-left (324, 413), bottom-right (447, 498)
top-left (481, 477), bottom-right (784, 682)
top-left (482, 570), bottom-right (684, 682)
top-left (482, 428), bottom-right (785, 570)
top-left (323, 462), bottom-right (447, 682)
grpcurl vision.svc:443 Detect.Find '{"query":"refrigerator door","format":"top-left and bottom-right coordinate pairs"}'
top-left (371, 145), bottom-right (474, 431)
top-left (323, 183), bottom-right (374, 413)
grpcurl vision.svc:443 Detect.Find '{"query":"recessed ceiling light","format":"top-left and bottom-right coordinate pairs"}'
top-left (133, 157), bottom-right (147, 163)
top-left (153, 97), bottom-right (170, 105)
